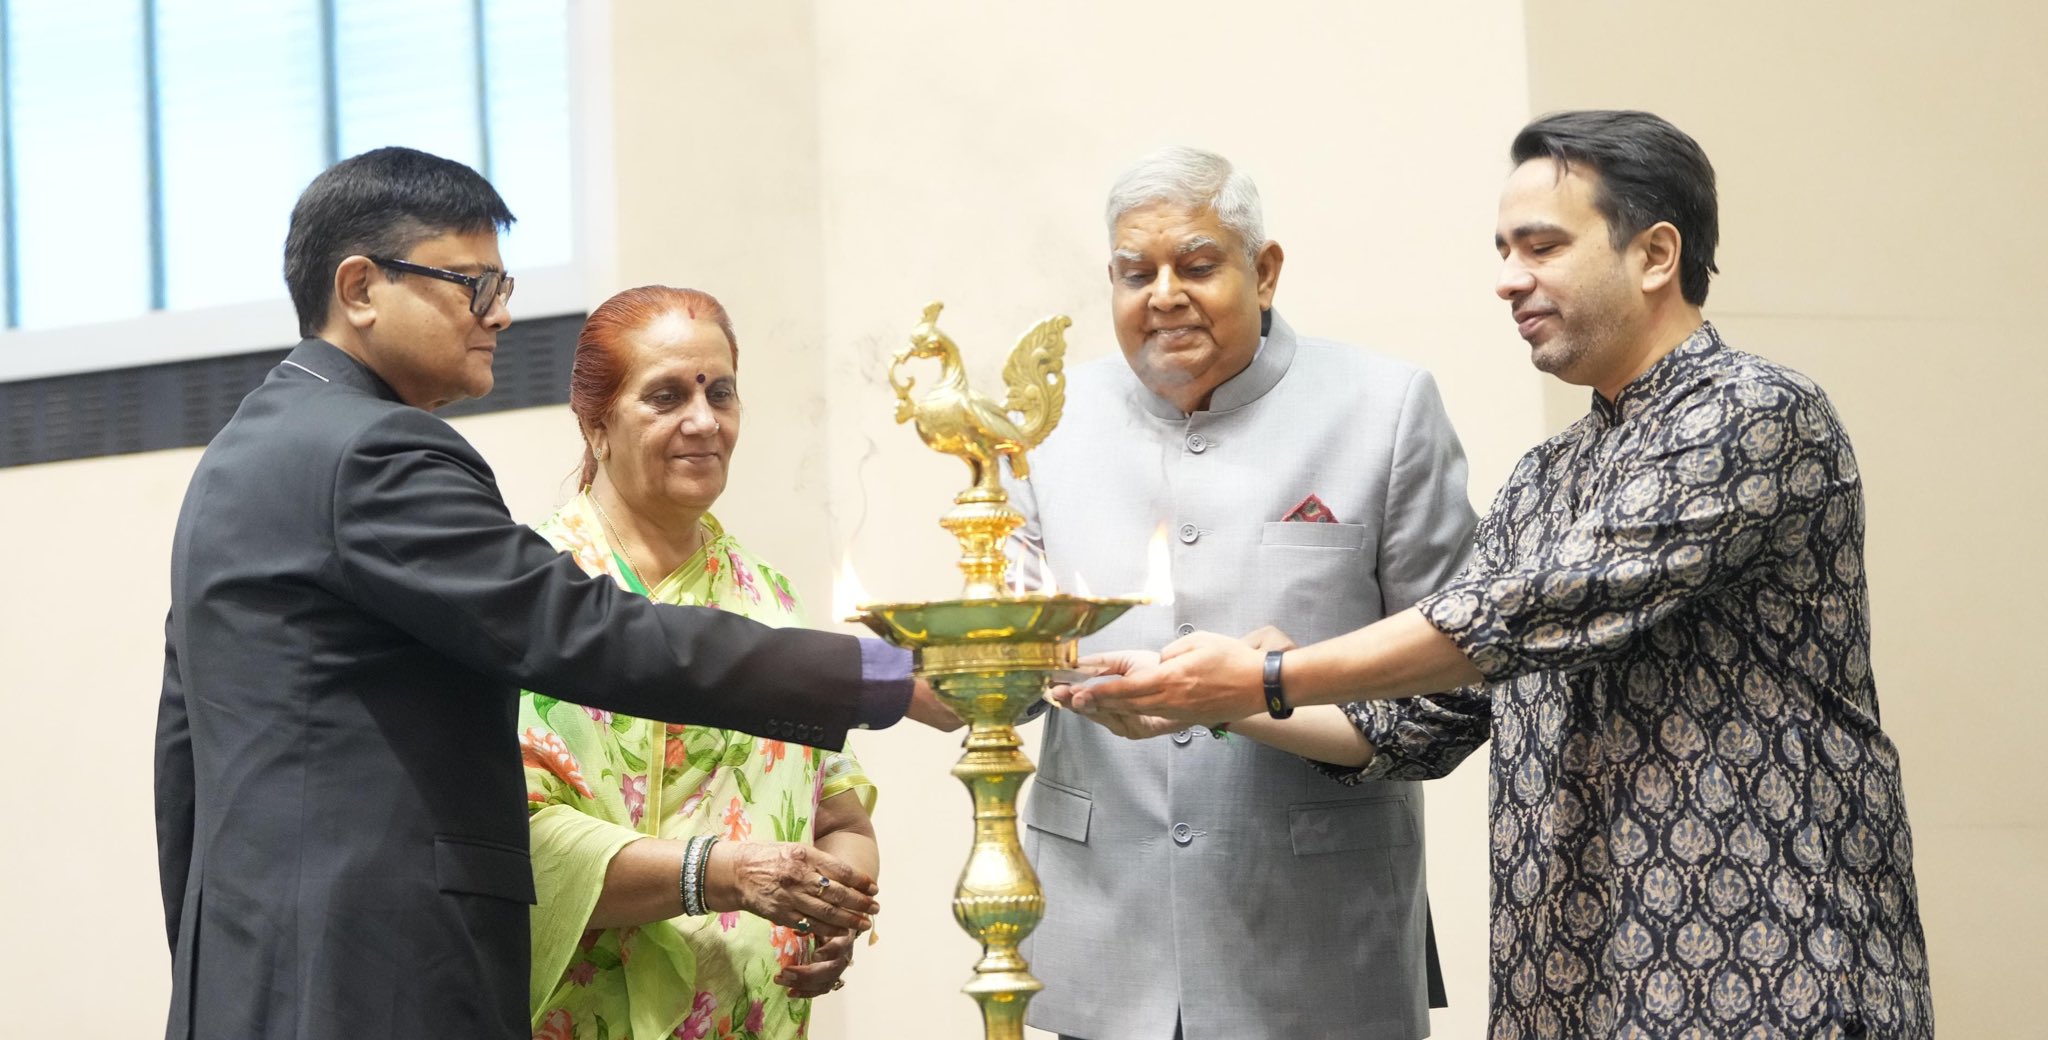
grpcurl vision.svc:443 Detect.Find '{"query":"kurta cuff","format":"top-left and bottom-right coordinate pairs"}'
top-left (1313, 691), bottom-right (1493, 784)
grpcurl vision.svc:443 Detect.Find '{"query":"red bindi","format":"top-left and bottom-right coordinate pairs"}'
top-left (695, 373), bottom-right (706, 384)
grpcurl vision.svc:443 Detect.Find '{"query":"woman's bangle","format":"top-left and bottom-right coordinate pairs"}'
top-left (680, 834), bottom-right (720, 916)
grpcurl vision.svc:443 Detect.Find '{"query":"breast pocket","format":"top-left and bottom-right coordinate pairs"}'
top-left (1256, 521), bottom-right (1380, 641)
top-left (1260, 521), bottom-right (1369, 550)
top-left (1022, 777), bottom-right (1092, 844)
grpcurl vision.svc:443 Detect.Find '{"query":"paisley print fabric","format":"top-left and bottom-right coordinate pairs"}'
top-left (1336, 324), bottom-right (1932, 1038)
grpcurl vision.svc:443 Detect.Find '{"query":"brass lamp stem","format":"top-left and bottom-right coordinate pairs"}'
top-left (940, 493), bottom-right (1025, 599)
top-left (867, 303), bottom-right (1138, 1037)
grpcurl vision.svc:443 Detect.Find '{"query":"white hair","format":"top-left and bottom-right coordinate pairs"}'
top-left (1104, 146), bottom-right (1266, 262)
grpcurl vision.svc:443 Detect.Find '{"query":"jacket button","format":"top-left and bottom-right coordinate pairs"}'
top-left (1176, 623), bottom-right (1194, 637)
top-left (1186, 433), bottom-right (1208, 453)
top-left (1178, 523), bottom-right (1198, 544)
top-left (1171, 729), bottom-right (1194, 745)
top-left (1171, 822), bottom-right (1194, 846)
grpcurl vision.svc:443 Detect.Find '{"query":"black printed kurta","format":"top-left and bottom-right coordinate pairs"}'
top-left (1336, 324), bottom-right (1933, 1038)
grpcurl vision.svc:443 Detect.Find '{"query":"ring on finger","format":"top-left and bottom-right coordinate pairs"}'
top-left (793, 917), bottom-right (812, 936)
top-left (831, 979), bottom-right (845, 991)
top-left (816, 875), bottom-right (831, 896)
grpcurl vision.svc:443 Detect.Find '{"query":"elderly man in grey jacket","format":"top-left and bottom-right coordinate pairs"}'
top-left (1005, 147), bottom-right (1481, 1040)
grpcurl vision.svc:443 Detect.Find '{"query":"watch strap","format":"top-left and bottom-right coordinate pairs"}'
top-left (1263, 650), bottom-right (1294, 720)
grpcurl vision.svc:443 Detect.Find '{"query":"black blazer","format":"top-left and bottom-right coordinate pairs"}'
top-left (156, 339), bottom-right (886, 1039)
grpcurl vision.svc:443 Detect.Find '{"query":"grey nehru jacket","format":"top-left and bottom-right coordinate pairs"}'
top-left (1005, 310), bottom-right (1478, 1040)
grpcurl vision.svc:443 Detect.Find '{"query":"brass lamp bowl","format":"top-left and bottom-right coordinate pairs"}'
top-left (852, 595), bottom-right (1140, 721)
top-left (850, 593), bottom-right (1138, 1038)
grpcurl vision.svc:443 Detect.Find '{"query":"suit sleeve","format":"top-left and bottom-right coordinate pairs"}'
top-left (1322, 368), bottom-right (1491, 783)
top-left (155, 609), bottom-right (194, 950)
top-left (1377, 368), bottom-right (1477, 613)
top-left (327, 408), bottom-right (907, 748)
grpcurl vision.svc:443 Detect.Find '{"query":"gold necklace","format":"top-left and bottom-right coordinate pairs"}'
top-left (586, 489), bottom-right (706, 588)
top-left (587, 490), bottom-right (654, 588)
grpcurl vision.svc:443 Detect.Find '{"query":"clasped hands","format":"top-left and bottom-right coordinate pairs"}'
top-left (1047, 625), bottom-right (1295, 738)
top-left (711, 842), bottom-right (874, 997)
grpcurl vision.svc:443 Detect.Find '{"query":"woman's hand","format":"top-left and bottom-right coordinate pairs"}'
top-left (776, 925), bottom-right (857, 997)
top-left (704, 842), bottom-right (879, 934)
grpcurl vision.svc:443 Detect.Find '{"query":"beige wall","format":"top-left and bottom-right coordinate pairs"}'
top-left (795, 3), bottom-right (1533, 1036)
top-left (5, 1), bottom-right (2035, 1036)
top-left (1524, 3), bottom-right (2048, 1035)
top-left (605, 3), bottom-right (1534, 1037)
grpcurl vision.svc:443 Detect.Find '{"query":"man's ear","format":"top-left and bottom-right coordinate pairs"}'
top-left (334, 255), bottom-right (380, 330)
top-left (1635, 222), bottom-right (1682, 296)
top-left (1254, 240), bottom-right (1285, 309)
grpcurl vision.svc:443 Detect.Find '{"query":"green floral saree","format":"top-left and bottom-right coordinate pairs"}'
top-left (520, 494), bottom-right (874, 1040)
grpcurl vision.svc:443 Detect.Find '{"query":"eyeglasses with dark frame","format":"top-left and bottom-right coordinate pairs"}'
top-left (368, 256), bottom-right (516, 316)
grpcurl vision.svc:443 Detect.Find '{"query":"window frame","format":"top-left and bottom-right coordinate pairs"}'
top-left (0, 1), bottom-right (614, 384)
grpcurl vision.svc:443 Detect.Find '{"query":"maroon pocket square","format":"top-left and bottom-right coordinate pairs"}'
top-left (1281, 494), bottom-right (1339, 524)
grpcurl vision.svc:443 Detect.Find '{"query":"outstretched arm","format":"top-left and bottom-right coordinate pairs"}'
top-left (1063, 628), bottom-right (1379, 768)
top-left (331, 407), bottom-right (911, 744)
top-left (1062, 608), bottom-right (1480, 724)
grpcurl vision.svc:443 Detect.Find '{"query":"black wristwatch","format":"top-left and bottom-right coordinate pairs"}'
top-left (1262, 650), bottom-right (1294, 719)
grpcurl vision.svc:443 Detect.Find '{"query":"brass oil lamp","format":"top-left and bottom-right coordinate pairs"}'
top-left (849, 303), bottom-right (1139, 1039)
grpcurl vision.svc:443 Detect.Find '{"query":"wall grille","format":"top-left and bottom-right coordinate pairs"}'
top-left (0, 312), bottom-right (583, 468)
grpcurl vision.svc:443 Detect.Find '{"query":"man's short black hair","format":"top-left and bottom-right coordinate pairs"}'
top-left (1511, 110), bottom-right (1719, 306)
top-left (283, 147), bottom-right (515, 337)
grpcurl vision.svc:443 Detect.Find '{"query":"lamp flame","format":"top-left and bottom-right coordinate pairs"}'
top-left (1071, 570), bottom-right (1093, 598)
top-left (833, 554), bottom-right (871, 620)
top-left (1142, 524), bottom-right (1175, 605)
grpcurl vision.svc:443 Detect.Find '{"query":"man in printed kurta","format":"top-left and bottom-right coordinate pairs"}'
top-left (1064, 111), bottom-right (1933, 1039)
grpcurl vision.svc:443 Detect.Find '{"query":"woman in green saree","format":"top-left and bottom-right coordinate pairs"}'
top-left (521, 286), bottom-right (877, 1040)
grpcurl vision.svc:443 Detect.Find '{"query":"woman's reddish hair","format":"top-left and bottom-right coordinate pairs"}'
top-left (571, 285), bottom-right (738, 487)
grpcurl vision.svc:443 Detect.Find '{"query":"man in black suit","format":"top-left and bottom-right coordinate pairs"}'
top-left (156, 147), bottom-right (944, 1039)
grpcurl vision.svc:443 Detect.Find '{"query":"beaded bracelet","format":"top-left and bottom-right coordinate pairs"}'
top-left (679, 834), bottom-right (720, 916)
top-left (677, 837), bottom-right (697, 914)
top-left (682, 835), bottom-right (716, 915)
